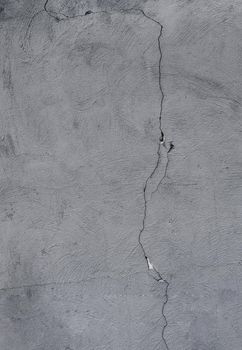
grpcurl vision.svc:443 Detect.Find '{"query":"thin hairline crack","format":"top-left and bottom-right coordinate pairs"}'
top-left (42, 2), bottom-right (172, 349)
top-left (137, 12), bottom-right (172, 350)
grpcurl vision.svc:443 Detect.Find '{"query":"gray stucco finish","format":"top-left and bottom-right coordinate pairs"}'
top-left (0, 1), bottom-right (241, 349)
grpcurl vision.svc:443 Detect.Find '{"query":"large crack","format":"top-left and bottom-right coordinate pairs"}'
top-left (39, 3), bottom-right (172, 348)
top-left (136, 14), bottom-right (171, 350)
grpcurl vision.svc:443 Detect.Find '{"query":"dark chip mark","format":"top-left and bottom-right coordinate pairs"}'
top-left (168, 141), bottom-right (174, 153)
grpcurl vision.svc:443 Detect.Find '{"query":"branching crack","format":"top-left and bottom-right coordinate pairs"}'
top-left (137, 13), bottom-right (172, 350)
top-left (39, 2), bottom-right (172, 348)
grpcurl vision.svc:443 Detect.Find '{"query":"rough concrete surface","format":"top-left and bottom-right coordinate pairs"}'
top-left (0, 0), bottom-right (241, 349)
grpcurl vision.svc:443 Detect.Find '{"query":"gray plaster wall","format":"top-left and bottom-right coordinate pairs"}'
top-left (0, 1), bottom-right (241, 349)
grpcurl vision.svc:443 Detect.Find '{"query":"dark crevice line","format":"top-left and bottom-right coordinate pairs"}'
top-left (136, 12), bottom-right (170, 350)
top-left (42, 3), bottom-right (171, 349)
top-left (151, 141), bottom-right (174, 198)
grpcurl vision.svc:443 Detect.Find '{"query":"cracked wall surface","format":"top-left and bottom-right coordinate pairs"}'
top-left (0, 0), bottom-right (242, 349)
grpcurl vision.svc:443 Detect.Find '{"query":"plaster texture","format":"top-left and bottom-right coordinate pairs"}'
top-left (0, 1), bottom-right (241, 349)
